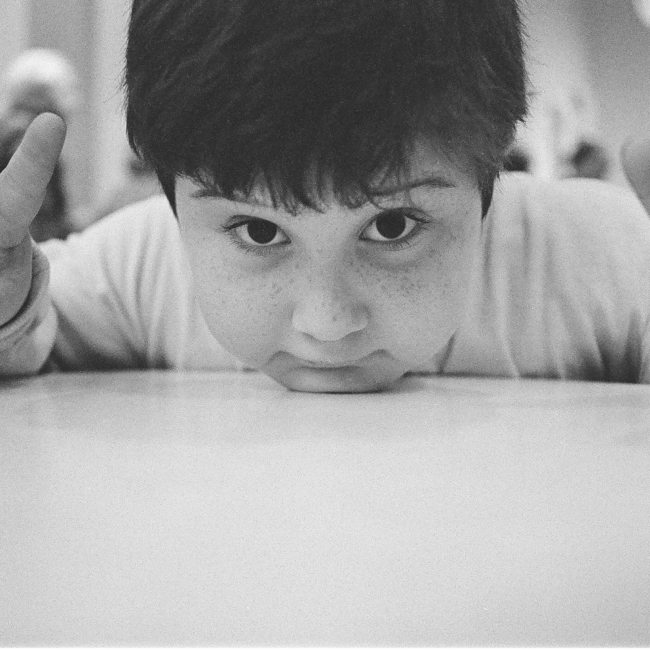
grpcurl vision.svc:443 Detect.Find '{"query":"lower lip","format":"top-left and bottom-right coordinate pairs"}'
top-left (290, 364), bottom-right (376, 392)
top-left (299, 353), bottom-right (375, 369)
top-left (304, 362), bottom-right (362, 369)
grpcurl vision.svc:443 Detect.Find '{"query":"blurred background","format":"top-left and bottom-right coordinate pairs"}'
top-left (0, 0), bottom-right (649, 232)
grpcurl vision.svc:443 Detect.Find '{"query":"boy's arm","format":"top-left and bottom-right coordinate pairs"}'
top-left (0, 113), bottom-right (66, 376)
top-left (38, 206), bottom-right (167, 371)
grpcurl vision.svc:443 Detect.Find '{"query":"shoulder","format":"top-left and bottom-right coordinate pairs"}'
top-left (93, 194), bottom-right (179, 243)
top-left (472, 172), bottom-right (650, 380)
top-left (491, 171), bottom-right (650, 242)
top-left (44, 193), bottom-right (177, 250)
top-left (488, 172), bottom-right (650, 275)
top-left (48, 195), bottom-right (180, 263)
top-left (93, 195), bottom-right (185, 285)
top-left (42, 194), bottom-right (186, 309)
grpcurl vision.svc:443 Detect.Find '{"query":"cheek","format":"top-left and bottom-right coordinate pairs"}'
top-left (186, 244), bottom-right (285, 365)
top-left (365, 221), bottom-right (480, 359)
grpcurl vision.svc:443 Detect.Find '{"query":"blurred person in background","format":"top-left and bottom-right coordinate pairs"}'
top-left (504, 137), bottom-right (611, 181)
top-left (503, 142), bottom-right (531, 173)
top-left (564, 139), bottom-right (611, 180)
top-left (504, 82), bottom-right (612, 182)
top-left (0, 48), bottom-right (79, 241)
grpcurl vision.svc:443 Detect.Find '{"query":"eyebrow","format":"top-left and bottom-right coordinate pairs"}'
top-left (368, 175), bottom-right (456, 197)
top-left (191, 188), bottom-right (275, 208)
top-left (191, 174), bottom-right (456, 207)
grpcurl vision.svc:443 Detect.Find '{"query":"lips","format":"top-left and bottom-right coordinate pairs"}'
top-left (301, 359), bottom-right (364, 369)
top-left (265, 350), bottom-right (400, 392)
top-left (267, 350), bottom-right (384, 372)
top-left (294, 351), bottom-right (379, 369)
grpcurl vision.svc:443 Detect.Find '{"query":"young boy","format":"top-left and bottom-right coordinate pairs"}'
top-left (1, 0), bottom-right (649, 393)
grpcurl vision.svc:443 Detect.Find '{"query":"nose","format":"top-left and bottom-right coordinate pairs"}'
top-left (291, 270), bottom-right (369, 342)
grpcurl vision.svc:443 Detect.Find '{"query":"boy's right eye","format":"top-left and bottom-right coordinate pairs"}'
top-left (225, 217), bottom-right (289, 248)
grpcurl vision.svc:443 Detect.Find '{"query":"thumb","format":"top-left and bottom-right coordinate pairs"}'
top-left (0, 112), bottom-right (67, 247)
top-left (622, 137), bottom-right (650, 215)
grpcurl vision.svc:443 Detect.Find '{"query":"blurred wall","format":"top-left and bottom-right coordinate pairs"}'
top-left (0, 0), bottom-right (28, 73)
top-left (523, 0), bottom-right (591, 100)
top-left (30, 0), bottom-right (95, 216)
top-left (91, 0), bottom-right (131, 225)
top-left (580, 0), bottom-right (650, 184)
top-left (518, 0), bottom-right (594, 177)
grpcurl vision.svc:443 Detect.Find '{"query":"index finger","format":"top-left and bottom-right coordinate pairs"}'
top-left (0, 112), bottom-right (67, 246)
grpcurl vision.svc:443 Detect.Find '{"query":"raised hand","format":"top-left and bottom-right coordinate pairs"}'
top-left (0, 112), bottom-right (66, 326)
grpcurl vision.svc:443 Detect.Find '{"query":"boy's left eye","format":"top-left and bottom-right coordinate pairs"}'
top-left (361, 209), bottom-right (422, 243)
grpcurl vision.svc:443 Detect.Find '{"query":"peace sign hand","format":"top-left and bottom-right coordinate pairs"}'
top-left (0, 112), bottom-right (66, 326)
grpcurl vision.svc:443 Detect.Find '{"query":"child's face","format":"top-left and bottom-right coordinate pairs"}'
top-left (176, 144), bottom-right (482, 392)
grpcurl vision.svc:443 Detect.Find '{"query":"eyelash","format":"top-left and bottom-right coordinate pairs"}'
top-left (221, 219), bottom-right (288, 256)
top-left (368, 214), bottom-right (428, 251)
top-left (221, 212), bottom-right (428, 256)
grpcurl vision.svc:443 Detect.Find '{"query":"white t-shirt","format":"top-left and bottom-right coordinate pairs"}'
top-left (2, 172), bottom-right (650, 382)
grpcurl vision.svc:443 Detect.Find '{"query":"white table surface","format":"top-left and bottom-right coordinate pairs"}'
top-left (1, 370), bottom-right (649, 645)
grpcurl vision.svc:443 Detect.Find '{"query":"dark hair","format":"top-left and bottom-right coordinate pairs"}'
top-left (125, 0), bottom-right (528, 215)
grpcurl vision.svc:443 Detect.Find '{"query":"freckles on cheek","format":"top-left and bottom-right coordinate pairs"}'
top-left (369, 233), bottom-right (475, 335)
top-left (269, 280), bottom-right (284, 300)
top-left (394, 268), bottom-right (432, 298)
top-left (373, 251), bottom-right (454, 304)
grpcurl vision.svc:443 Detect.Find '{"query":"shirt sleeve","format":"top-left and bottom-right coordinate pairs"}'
top-left (0, 244), bottom-right (58, 376)
top-left (41, 198), bottom-right (174, 370)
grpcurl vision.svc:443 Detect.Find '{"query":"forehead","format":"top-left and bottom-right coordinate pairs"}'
top-left (189, 139), bottom-right (477, 212)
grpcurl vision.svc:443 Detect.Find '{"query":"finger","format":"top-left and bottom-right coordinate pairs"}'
top-left (0, 112), bottom-right (67, 246)
top-left (621, 137), bottom-right (650, 215)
